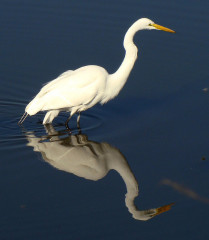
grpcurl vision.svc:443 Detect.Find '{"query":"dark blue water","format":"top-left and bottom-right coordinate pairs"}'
top-left (0, 0), bottom-right (209, 239)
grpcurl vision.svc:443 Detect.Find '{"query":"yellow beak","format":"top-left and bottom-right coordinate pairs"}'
top-left (152, 23), bottom-right (175, 33)
top-left (154, 202), bottom-right (175, 216)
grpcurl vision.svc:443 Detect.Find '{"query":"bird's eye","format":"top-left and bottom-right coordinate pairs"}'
top-left (148, 23), bottom-right (152, 26)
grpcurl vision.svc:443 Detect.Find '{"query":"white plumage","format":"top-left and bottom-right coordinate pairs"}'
top-left (26, 66), bottom-right (108, 124)
top-left (18, 18), bottom-right (175, 127)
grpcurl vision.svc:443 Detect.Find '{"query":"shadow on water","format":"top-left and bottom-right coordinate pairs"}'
top-left (21, 124), bottom-right (174, 221)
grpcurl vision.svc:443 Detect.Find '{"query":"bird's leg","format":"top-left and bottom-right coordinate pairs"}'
top-left (77, 112), bottom-right (81, 129)
top-left (77, 112), bottom-right (82, 134)
top-left (65, 112), bottom-right (81, 131)
top-left (65, 115), bottom-right (72, 130)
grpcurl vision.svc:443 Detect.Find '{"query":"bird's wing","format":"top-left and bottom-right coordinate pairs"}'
top-left (35, 70), bottom-right (74, 99)
top-left (40, 87), bottom-right (95, 110)
top-left (58, 70), bottom-right (74, 78)
top-left (26, 66), bottom-right (108, 113)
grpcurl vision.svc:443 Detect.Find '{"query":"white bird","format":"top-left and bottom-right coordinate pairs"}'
top-left (18, 18), bottom-right (175, 128)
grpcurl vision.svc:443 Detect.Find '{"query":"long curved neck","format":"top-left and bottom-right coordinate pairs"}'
top-left (112, 31), bottom-right (138, 82)
top-left (106, 21), bottom-right (143, 100)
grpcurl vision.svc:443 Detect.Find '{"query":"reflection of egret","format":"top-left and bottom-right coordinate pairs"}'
top-left (25, 124), bottom-right (173, 221)
top-left (19, 18), bottom-right (175, 128)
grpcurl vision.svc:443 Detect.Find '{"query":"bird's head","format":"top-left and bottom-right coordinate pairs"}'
top-left (136, 18), bottom-right (175, 33)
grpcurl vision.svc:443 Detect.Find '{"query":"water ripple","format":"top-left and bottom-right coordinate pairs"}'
top-left (0, 98), bottom-right (103, 146)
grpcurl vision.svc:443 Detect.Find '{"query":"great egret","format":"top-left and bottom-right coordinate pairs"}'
top-left (18, 18), bottom-right (175, 128)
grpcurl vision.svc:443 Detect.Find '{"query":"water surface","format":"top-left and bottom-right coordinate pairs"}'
top-left (0, 0), bottom-right (209, 239)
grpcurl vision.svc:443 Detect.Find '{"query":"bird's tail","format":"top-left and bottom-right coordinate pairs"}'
top-left (18, 112), bottom-right (29, 125)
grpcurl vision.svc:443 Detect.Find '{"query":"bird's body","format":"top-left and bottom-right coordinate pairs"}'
top-left (26, 66), bottom-right (109, 124)
top-left (19, 18), bottom-right (175, 127)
